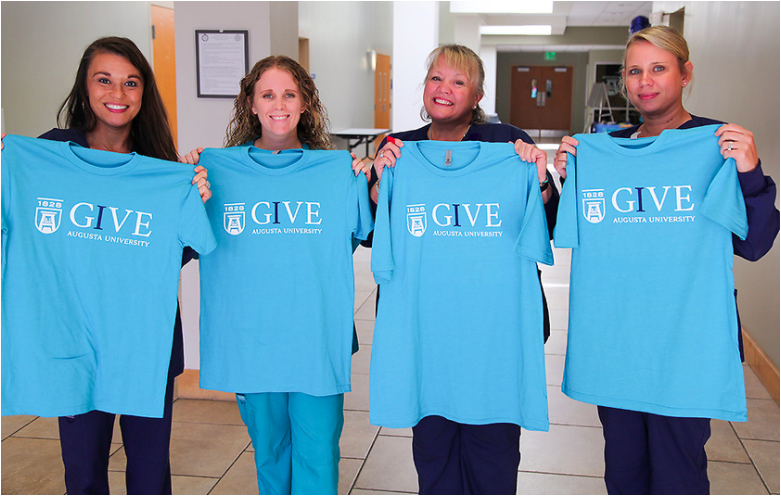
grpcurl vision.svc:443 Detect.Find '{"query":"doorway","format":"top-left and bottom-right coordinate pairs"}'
top-left (373, 53), bottom-right (391, 158)
top-left (510, 65), bottom-right (573, 136)
top-left (151, 5), bottom-right (178, 145)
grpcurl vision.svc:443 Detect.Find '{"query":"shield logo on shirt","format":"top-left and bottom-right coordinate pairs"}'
top-left (407, 204), bottom-right (427, 237)
top-left (582, 190), bottom-right (605, 224)
top-left (223, 203), bottom-right (245, 235)
top-left (35, 198), bottom-right (62, 234)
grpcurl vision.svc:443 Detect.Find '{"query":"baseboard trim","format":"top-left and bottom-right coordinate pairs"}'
top-left (743, 329), bottom-right (780, 404)
top-left (174, 369), bottom-right (235, 402)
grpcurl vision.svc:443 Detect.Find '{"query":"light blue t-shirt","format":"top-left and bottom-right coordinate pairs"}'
top-left (197, 146), bottom-right (373, 396)
top-left (370, 140), bottom-right (553, 430)
top-left (554, 125), bottom-right (749, 421)
top-left (1, 134), bottom-right (217, 418)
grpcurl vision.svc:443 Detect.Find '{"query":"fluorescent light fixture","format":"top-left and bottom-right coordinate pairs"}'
top-left (480, 25), bottom-right (553, 35)
top-left (451, 1), bottom-right (553, 14)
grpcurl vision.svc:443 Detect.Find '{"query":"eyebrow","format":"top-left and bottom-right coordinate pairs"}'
top-left (92, 71), bottom-right (142, 80)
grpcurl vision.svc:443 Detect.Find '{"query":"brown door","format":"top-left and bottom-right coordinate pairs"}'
top-left (373, 53), bottom-right (391, 157)
top-left (151, 5), bottom-right (178, 145)
top-left (510, 65), bottom-right (572, 132)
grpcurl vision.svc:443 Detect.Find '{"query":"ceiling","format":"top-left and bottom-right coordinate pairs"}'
top-left (565, 1), bottom-right (653, 27)
top-left (454, 1), bottom-right (654, 52)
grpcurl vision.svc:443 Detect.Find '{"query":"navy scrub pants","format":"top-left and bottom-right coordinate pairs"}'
top-left (412, 415), bottom-right (521, 495)
top-left (598, 406), bottom-right (711, 495)
top-left (58, 367), bottom-right (176, 495)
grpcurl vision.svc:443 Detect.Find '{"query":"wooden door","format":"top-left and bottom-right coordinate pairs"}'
top-left (510, 66), bottom-right (542, 131)
top-left (538, 66), bottom-right (572, 130)
top-left (510, 65), bottom-right (573, 132)
top-left (151, 5), bottom-right (178, 145)
top-left (373, 53), bottom-right (391, 157)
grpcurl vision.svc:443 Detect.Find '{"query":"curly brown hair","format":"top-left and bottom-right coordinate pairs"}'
top-left (225, 56), bottom-right (332, 150)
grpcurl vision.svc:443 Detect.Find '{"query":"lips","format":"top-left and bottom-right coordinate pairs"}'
top-left (638, 93), bottom-right (657, 101)
top-left (270, 115), bottom-right (289, 121)
top-left (433, 98), bottom-right (454, 106)
top-left (104, 103), bottom-right (129, 112)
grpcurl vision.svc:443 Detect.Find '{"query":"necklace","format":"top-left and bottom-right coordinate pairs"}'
top-left (427, 124), bottom-right (470, 142)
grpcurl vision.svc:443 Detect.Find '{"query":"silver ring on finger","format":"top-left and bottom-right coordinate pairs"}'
top-left (727, 142), bottom-right (734, 151)
top-left (379, 151), bottom-right (384, 158)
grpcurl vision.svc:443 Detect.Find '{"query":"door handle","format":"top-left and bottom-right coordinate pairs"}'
top-left (547, 79), bottom-right (552, 98)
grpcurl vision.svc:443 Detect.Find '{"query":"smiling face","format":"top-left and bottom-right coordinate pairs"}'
top-left (249, 67), bottom-right (304, 143)
top-left (623, 40), bottom-right (692, 119)
top-left (423, 55), bottom-right (482, 125)
top-left (86, 52), bottom-right (144, 133)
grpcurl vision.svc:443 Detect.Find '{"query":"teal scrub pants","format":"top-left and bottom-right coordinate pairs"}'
top-left (236, 392), bottom-right (344, 495)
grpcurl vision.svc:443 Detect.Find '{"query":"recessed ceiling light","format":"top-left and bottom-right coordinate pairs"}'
top-left (451, 1), bottom-right (554, 14)
top-left (480, 25), bottom-right (553, 35)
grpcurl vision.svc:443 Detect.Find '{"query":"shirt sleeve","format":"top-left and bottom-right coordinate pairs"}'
top-left (351, 171), bottom-right (374, 242)
top-left (733, 162), bottom-right (779, 261)
top-left (177, 182), bottom-right (217, 255)
top-left (701, 157), bottom-right (749, 240)
top-left (553, 152), bottom-right (579, 248)
top-left (370, 167), bottom-right (395, 284)
top-left (514, 162), bottom-right (554, 266)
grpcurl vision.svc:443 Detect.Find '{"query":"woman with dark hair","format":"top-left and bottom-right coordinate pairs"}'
top-left (6, 36), bottom-right (211, 495)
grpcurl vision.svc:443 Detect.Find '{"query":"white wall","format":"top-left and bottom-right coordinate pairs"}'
top-left (654, 1), bottom-right (780, 367)
top-left (299, 1), bottom-right (392, 137)
top-left (392, 1), bottom-right (440, 133)
top-left (1, 1), bottom-right (151, 137)
top-left (173, 1), bottom-right (272, 153)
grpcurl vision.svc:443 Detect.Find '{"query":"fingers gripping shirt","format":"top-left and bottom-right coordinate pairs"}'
top-left (1, 134), bottom-right (217, 418)
top-left (370, 141), bottom-right (553, 430)
top-left (553, 125), bottom-right (749, 421)
top-left (197, 146), bottom-right (373, 396)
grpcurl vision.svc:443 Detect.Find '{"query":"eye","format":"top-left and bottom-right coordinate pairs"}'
top-left (431, 76), bottom-right (442, 82)
top-left (261, 93), bottom-right (273, 99)
top-left (285, 92), bottom-right (297, 98)
top-left (628, 68), bottom-right (641, 76)
top-left (98, 77), bottom-right (111, 84)
top-left (653, 65), bottom-right (665, 72)
top-left (454, 80), bottom-right (465, 86)
top-left (124, 80), bottom-right (139, 88)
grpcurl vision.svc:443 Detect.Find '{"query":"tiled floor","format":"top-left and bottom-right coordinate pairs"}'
top-left (2, 153), bottom-right (779, 495)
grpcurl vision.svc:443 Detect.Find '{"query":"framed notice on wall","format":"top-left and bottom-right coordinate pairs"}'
top-left (195, 30), bottom-right (249, 98)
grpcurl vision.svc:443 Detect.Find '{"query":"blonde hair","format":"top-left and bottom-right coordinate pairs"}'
top-left (421, 44), bottom-right (487, 125)
top-left (225, 55), bottom-right (333, 149)
top-left (620, 25), bottom-right (692, 98)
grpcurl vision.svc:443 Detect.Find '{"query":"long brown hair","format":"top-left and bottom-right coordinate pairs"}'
top-left (225, 55), bottom-right (332, 149)
top-left (57, 36), bottom-right (178, 162)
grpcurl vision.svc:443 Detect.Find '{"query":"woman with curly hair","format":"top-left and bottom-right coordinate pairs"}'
top-left (191, 55), bottom-right (370, 495)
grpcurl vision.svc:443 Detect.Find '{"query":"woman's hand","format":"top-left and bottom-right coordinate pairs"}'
top-left (715, 124), bottom-right (759, 173)
top-left (191, 165), bottom-right (212, 203)
top-left (373, 137), bottom-right (404, 184)
top-left (1, 133), bottom-right (6, 151)
top-left (554, 136), bottom-right (579, 180)
top-left (351, 152), bottom-right (371, 179)
top-left (179, 146), bottom-right (204, 166)
top-left (513, 140), bottom-right (548, 184)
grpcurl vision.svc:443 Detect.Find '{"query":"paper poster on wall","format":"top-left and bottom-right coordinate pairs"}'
top-left (196, 30), bottom-right (249, 98)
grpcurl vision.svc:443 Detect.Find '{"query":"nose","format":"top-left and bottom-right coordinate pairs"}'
top-left (639, 71), bottom-right (652, 86)
top-left (109, 83), bottom-right (126, 98)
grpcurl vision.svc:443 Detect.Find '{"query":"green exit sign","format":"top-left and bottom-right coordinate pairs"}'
top-left (545, 52), bottom-right (556, 60)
